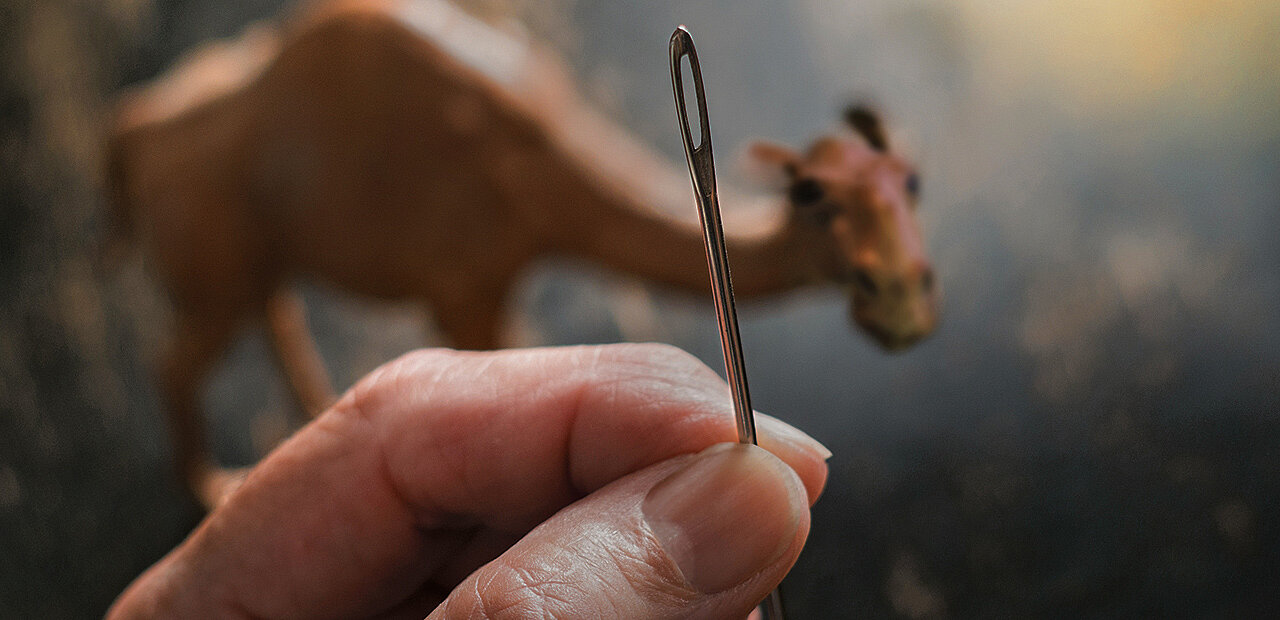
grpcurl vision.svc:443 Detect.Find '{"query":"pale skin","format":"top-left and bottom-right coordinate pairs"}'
top-left (106, 0), bottom-right (932, 507)
top-left (107, 343), bottom-right (832, 619)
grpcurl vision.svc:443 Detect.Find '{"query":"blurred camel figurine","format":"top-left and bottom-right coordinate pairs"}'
top-left (106, 0), bottom-right (937, 507)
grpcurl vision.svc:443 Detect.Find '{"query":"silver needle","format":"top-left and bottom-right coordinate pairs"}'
top-left (669, 25), bottom-right (756, 446)
top-left (670, 25), bottom-right (786, 619)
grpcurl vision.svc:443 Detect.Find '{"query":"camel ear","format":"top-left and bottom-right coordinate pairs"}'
top-left (844, 105), bottom-right (889, 152)
top-left (742, 140), bottom-right (800, 188)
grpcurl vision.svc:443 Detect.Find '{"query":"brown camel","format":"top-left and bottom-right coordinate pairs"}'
top-left (106, 0), bottom-right (938, 506)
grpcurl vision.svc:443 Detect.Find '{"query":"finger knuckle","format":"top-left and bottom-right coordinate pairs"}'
top-left (341, 347), bottom-right (459, 422)
top-left (596, 342), bottom-right (715, 380)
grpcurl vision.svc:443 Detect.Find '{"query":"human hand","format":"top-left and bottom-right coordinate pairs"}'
top-left (108, 344), bottom-right (831, 618)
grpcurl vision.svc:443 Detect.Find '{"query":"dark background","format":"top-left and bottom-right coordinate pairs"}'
top-left (2, 0), bottom-right (1278, 616)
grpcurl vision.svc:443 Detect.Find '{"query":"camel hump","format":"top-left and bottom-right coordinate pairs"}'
top-left (297, 0), bottom-right (532, 86)
top-left (113, 21), bottom-right (280, 135)
top-left (389, 0), bottom-right (530, 87)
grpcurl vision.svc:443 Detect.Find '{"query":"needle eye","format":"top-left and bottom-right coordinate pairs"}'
top-left (789, 178), bottom-right (825, 206)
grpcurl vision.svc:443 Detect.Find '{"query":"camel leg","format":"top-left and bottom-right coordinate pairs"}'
top-left (159, 309), bottom-right (241, 509)
top-left (265, 289), bottom-right (335, 419)
top-left (434, 294), bottom-right (504, 350)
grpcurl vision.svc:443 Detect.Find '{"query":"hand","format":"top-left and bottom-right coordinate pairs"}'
top-left (109, 344), bottom-right (831, 618)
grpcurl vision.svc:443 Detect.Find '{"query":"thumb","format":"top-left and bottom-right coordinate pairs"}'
top-left (429, 443), bottom-right (810, 619)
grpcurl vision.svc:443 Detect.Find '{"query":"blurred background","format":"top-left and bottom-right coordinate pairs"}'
top-left (2, 0), bottom-right (1278, 616)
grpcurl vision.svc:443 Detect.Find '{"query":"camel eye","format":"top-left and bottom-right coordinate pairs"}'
top-left (789, 179), bottom-right (835, 225)
top-left (905, 172), bottom-right (920, 199)
top-left (789, 178), bottom-right (825, 206)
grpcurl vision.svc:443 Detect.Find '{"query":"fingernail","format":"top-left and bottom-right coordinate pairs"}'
top-left (642, 443), bottom-right (805, 593)
top-left (756, 415), bottom-right (833, 461)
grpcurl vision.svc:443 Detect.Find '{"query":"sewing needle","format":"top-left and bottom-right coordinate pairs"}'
top-left (669, 25), bottom-right (785, 619)
top-left (669, 25), bottom-right (756, 444)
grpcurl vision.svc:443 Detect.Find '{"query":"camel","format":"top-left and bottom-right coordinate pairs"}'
top-left (105, 0), bottom-right (938, 507)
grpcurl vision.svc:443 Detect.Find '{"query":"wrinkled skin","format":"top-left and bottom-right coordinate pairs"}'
top-left (107, 344), bottom-right (831, 619)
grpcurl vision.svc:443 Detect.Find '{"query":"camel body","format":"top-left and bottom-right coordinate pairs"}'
top-left (108, 0), bottom-right (936, 505)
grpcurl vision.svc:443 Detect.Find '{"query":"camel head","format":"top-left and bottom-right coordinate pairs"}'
top-left (748, 105), bottom-right (938, 351)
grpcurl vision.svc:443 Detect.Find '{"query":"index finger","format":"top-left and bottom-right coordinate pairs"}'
top-left (112, 344), bottom-right (829, 619)
top-left (340, 343), bottom-right (829, 530)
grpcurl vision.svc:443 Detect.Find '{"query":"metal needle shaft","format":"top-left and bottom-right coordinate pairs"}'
top-left (670, 25), bottom-right (785, 619)
top-left (669, 25), bottom-right (756, 446)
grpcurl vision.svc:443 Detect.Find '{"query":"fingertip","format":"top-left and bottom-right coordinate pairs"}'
top-left (432, 443), bottom-right (811, 619)
top-left (642, 443), bottom-right (809, 594)
top-left (755, 414), bottom-right (831, 505)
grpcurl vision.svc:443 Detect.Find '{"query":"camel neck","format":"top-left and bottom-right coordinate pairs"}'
top-left (553, 188), bottom-right (807, 299)
top-left (531, 93), bottom-right (808, 299)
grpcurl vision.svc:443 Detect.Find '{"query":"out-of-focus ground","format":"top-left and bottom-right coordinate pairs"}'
top-left (2, 0), bottom-right (1278, 616)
